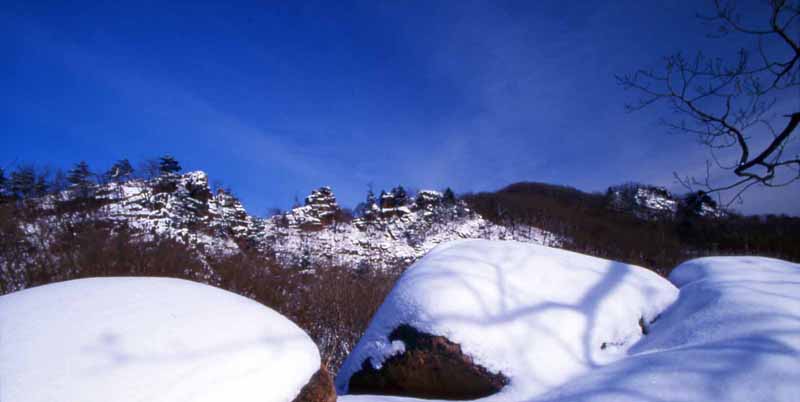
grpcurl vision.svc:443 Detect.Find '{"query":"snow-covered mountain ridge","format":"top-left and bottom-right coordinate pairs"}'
top-left (39, 171), bottom-right (558, 269)
top-left (12, 172), bottom-right (727, 275)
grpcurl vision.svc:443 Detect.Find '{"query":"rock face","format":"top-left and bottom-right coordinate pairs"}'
top-left (347, 325), bottom-right (509, 400)
top-left (606, 183), bottom-right (723, 220)
top-left (293, 367), bottom-right (337, 402)
top-left (285, 187), bottom-right (341, 230)
top-left (95, 171), bottom-right (253, 257)
top-left (414, 190), bottom-right (444, 209)
top-left (607, 183), bottom-right (678, 219)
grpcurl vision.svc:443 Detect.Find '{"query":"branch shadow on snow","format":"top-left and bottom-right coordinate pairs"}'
top-left (527, 275), bottom-right (800, 401)
top-left (420, 258), bottom-right (637, 385)
top-left (344, 248), bottom-right (800, 402)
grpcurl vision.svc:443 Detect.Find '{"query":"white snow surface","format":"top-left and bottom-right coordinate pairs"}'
top-left (340, 254), bottom-right (800, 402)
top-left (0, 277), bottom-right (320, 402)
top-left (336, 239), bottom-right (678, 401)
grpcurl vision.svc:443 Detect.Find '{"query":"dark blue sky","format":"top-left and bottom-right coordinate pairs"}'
top-left (2, 0), bottom-right (798, 215)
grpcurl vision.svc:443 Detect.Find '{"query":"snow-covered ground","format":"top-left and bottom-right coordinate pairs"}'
top-left (339, 247), bottom-right (800, 402)
top-left (337, 239), bottom-right (678, 401)
top-left (0, 277), bottom-right (320, 402)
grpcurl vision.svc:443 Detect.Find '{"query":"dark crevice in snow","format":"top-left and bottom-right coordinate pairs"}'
top-left (638, 317), bottom-right (649, 335)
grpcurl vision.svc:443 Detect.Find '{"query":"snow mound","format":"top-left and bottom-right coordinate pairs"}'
top-left (535, 256), bottom-right (800, 402)
top-left (336, 239), bottom-right (678, 400)
top-left (0, 277), bottom-right (321, 402)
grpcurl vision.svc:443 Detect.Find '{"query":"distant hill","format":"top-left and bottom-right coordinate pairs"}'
top-left (463, 182), bottom-right (800, 275)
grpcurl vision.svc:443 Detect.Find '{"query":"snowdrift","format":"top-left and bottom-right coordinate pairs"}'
top-left (336, 239), bottom-right (679, 400)
top-left (0, 277), bottom-right (325, 402)
top-left (535, 256), bottom-right (800, 402)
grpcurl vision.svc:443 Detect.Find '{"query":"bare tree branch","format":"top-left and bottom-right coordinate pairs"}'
top-left (620, 0), bottom-right (800, 203)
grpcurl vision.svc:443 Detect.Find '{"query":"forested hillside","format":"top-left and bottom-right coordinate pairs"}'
top-left (464, 182), bottom-right (800, 275)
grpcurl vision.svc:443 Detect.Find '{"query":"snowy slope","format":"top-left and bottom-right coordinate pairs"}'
top-left (0, 277), bottom-right (320, 402)
top-left (339, 253), bottom-right (800, 402)
top-left (336, 239), bottom-right (678, 401)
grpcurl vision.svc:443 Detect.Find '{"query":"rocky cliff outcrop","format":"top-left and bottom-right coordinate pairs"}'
top-left (284, 187), bottom-right (341, 230)
top-left (607, 183), bottom-right (723, 220)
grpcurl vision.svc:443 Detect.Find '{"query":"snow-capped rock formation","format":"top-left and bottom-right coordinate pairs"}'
top-left (608, 184), bottom-right (678, 219)
top-left (262, 185), bottom-right (559, 269)
top-left (607, 183), bottom-right (723, 220)
top-left (94, 172), bottom-right (252, 256)
top-left (284, 187), bottom-right (341, 230)
top-left (336, 239), bottom-right (678, 400)
top-left (0, 277), bottom-right (330, 402)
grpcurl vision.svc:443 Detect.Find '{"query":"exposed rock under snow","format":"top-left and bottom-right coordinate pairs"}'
top-left (607, 183), bottom-right (723, 220)
top-left (608, 184), bottom-right (678, 219)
